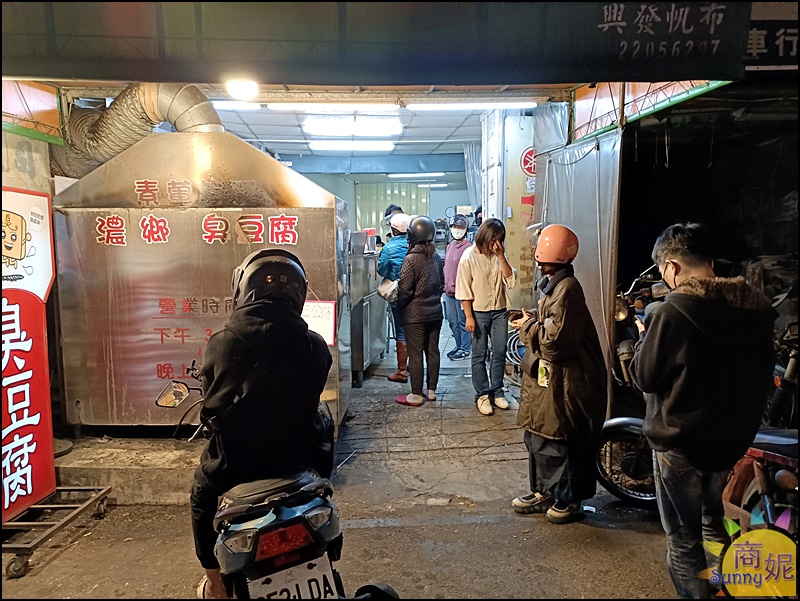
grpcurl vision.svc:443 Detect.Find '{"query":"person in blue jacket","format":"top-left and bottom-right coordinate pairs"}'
top-left (378, 211), bottom-right (412, 382)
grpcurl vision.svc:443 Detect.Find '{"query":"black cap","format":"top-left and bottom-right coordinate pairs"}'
top-left (452, 214), bottom-right (469, 228)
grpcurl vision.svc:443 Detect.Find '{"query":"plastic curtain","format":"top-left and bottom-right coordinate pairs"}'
top-left (538, 129), bottom-right (622, 417)
top-left (463, 141), bottom-right (482, 211)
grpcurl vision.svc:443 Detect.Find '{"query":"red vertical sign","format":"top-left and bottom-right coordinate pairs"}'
top-left (2, 187), bottom-right (56, 523)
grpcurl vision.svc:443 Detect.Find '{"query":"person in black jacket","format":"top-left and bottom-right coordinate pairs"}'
top-left (629, 223), bottom-right (776, 600)
top-left (394, 215), bottom-right (445, 407)
top-left (190, 249), bottom-right (333, 599)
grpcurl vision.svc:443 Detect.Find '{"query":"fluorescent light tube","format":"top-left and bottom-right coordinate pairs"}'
top-left (404, 102), bottom-right (538, 111)
top-left (212, 101), bottom-right (262, 111)
top-left (388, 172), bottom-right (445, 178)
top-left (267, 103), bottom-right (398, 112)
top-left (417, 183), bottom-right (449, 188)
top-left (302, 116), bottom-right (403, 137)
top-left (308, 141), bottom-right (396, 151)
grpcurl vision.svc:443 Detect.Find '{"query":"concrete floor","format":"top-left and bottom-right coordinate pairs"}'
top-left (2, 326), bottom-right (676, 599)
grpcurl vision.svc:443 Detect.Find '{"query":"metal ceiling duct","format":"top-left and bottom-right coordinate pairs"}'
top-left (50, 82), bottom-right (224, 179)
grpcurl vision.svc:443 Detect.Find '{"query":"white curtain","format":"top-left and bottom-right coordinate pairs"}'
top-left (463, 141), bottom-right (482, 211)
top-left (540, 129), bottom-right (622, 418)
top-left (355, 183), bottom-right (430, 239)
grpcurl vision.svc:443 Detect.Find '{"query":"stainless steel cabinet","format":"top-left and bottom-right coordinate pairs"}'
top-left (350, 232), bottom-right (387, 386)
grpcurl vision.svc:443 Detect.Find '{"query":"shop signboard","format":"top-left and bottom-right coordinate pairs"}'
top-left (1, 187), bottom-right (57, 524)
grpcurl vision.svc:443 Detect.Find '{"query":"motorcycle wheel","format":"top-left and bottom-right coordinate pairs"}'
top-left (595, 429), bottom-right (658, 510)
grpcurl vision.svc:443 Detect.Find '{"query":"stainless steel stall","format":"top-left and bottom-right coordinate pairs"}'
top-left (53, 132), bottom-right (351, 434)
top-left (348, 231), bottom-right (387, 386)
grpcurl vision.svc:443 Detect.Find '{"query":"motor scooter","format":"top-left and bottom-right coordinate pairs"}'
top-left (593, 265), bottom-right (667, 510)
top-left (155, 363), bottom-right (399, 600)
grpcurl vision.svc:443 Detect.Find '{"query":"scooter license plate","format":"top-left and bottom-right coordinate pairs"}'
top-left (246, 558), bottom-right (338, 599)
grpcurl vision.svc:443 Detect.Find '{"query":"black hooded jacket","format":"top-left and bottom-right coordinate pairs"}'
top-left (630, 276), bottom-right (777, 471)
top-left (199, 300), bottom-right (334, 488)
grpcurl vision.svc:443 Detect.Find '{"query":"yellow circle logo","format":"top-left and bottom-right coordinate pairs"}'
top-left (713, 528), bottom-right (797, 597)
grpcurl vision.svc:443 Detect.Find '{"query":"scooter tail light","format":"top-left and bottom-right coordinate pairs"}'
top-left (255, 522), bottom-right (314, 562)
top-left (305, 506), bottom-right (332, 530)
top-left (774, 375), bottom-right (782, 387)
top-left (223, 529), bottom-right (256, 554)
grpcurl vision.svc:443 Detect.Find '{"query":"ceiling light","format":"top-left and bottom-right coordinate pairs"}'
top-left (225, 79), bottom-right (259, 100)
top-left (388, 172), bottom-right (445, 178)
top-left (302, 116), bottom-right (403, 137)
top-left (404, 102), bottom-right (538, 111)
top-left (308, 141), bottom-right (395, 151)
top-left (212, 101), bottom-right (262, 111)
top-left (267, 103), bottom-right (398, 113)
top-left (417, 183), bottom-right (449, 188)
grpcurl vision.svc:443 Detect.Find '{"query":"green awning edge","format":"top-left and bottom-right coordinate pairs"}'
top-left (2, 121), bottom-right (65, 146)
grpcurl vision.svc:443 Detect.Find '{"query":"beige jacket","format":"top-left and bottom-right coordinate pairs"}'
top-left (454, 245), bottom-right (516, 311)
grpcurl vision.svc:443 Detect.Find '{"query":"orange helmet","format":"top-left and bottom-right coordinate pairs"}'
top-left (534, 224), bottom-right (579, 264)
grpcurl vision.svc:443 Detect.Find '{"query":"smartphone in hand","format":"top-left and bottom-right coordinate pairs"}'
top-left (506, 309), bottom-right (524, 322)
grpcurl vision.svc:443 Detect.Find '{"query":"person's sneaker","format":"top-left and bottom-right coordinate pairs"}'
top-left (446, 349), bottom-right (460, 360)
top-left (477, 394), bottom-right (494, 415)
top-left (452, 349), bottom-right (470, 360)
top-left (493, 395), bottom-right (509, 410)
top-left (423, 389), bottom-right (436, 402)
top-left (546, 500), bottom-right (584, 524)
top-left (512, 492), bottom-right (554, 514)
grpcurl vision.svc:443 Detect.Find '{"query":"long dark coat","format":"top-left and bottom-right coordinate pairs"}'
top-left (516, 273), bottom-right (607, 441)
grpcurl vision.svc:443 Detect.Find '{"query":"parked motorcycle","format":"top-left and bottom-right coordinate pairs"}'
top-left (155, 363), bottom-right (399, 600)
top-left (594, 266), bottom-right (667, 510)
top-left (723, 425), bottom-right (798, 543)
top-left (594, 271), bottom-right (798, 514)
top-left (763, 281), bottom-right (797, 429)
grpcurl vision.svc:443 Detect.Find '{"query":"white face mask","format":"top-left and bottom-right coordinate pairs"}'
top-left (451, 227), bottom-right (467, 240)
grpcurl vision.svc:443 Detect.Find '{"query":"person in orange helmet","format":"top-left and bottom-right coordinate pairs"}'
top-left (509, 223), bottom-right (607, 525)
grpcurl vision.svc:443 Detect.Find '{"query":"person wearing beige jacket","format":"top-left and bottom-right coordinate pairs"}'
top-left (456, 218), bottom-right (516, 417)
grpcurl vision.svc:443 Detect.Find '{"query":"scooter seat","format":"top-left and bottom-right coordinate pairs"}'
top-left (221, 469), bottom-right (322, 507)
top-left (751, 427), bottom-right (798, 460)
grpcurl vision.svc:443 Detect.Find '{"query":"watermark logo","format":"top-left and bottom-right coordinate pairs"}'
top-left (703, 514), bottom-right (796, 597)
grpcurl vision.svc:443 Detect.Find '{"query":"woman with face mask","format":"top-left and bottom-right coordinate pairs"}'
top-left (443, 214), bottom-right (473, 360)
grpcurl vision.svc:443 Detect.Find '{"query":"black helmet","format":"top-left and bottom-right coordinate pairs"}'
top-left (407, 215), bottom-right (436, 245)
top-left (231, 249), bottom-right (308, 312)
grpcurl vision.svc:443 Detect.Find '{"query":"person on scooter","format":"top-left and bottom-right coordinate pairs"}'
top-left (190, 249), bottom-right (334, 599)
top-left (509, 223), bottom-right (607, 524)
top-left (629, 222), bottom-right (776, 599)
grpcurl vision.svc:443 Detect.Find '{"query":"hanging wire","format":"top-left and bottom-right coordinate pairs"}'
top-left (653, 132), bottom-right (659, 169)
top-left (664, 118), bottom-right (671, 168)
top-left (548, 144), bottom-right (596, 166)
top-left (707, 123), bottom-right (715, 168)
